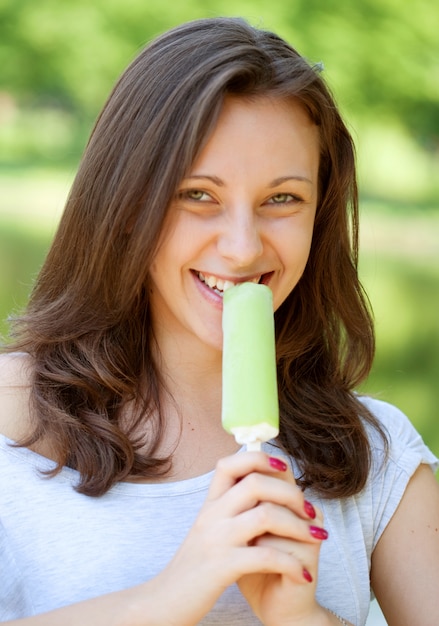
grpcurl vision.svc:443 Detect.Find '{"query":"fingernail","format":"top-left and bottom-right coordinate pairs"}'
top-left (309, 525), bottom-right (329, 540)
top-left (304, 500), bottom-right (316, 519)
top-left (302, 567), bottom-right (313, 583)
top-left (268, 457), bottom-right (288, 472)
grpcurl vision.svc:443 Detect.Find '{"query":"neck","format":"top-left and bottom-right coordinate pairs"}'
top-left (143, 329), bottom-right (242, 480)
top-left (153, 324), bottom-right (224, 419)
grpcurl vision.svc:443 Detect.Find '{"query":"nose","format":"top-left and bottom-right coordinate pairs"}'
top-left (217, 207), bottom-right (263, 267)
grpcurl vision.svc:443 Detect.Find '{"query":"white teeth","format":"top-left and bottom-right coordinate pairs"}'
top-left (198, 272), bottom-right (262, 294)
top-left (206, 275), bottom-right (217, 289)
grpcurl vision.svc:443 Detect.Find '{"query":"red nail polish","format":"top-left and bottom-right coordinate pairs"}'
top-left (309, 525), bottom-right (329, 540)
top-left (268, 457), bottom-right (288, 472)
top-left (302, 567), bottom-right (313, 583)
top-left (304, 500), bottom-right (316, 519)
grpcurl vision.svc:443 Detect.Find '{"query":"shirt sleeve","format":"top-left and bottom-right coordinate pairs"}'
top-left (361, 397), bottom-right (439, 550)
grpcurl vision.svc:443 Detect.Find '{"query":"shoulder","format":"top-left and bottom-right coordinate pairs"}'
top-left (359, 395), bottom-right (437, 468)
top-left (0, 352), bottom-right (34, 442)
top-left (356, 394), bottom-right (438, 536)
top-left (359, 394), bottom-right (412, 430)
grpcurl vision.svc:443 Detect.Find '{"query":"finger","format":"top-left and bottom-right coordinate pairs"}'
top-left (254, 531), bottom-right (323, 558)
top-left (234, 543), bottom-right (311, 584)
top-left (303, 497), bottom-right (324, 524)
top-left (224, 472), bottom-right (305, 518)
top-left (253, 532), bottom-right (324, 584)
top-left (207, 451), bottom-right (295, 501)
top-left (233, 501), bottom-right (330, 547)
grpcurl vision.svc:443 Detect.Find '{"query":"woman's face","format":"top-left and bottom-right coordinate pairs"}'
top-left (149, 95), bottom-right (320, 355)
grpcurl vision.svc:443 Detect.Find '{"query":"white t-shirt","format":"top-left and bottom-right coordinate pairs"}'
top-left (0, 397), bottom-right (437, 625)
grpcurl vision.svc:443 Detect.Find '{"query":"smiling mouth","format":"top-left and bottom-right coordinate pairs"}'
top-left (196, 271), bottom-right (267, 296)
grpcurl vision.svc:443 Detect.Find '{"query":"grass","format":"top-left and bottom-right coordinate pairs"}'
top-left (1, 169), bottom-right (438, 459)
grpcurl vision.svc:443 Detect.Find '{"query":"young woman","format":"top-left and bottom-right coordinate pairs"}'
top-left (1, 17), bottom-right (438, 626)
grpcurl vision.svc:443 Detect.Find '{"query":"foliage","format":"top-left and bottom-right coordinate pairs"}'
top-left (0, 0), bottom-right (438, 143)
top-left (280, 0), bottom-right (439, 145)
top-left (0, 217), bottom-right (50, 353)
top-left (360, 253), bottom-right (439, 454)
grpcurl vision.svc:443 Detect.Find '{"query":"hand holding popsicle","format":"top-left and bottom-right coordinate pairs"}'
top-left (161, 450), bottom-right (327, 625)
top-left (221, 282), bottom-right (279, 450)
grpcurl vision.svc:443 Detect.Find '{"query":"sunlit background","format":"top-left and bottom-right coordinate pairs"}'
top-left (1, 2), bottom-right (438, 622)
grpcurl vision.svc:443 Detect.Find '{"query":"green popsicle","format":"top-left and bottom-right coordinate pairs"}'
top-left (221, 282), bottom-right (279, 450)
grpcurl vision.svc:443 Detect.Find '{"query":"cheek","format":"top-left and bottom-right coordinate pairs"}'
top-left (280, 222), bottom-right (315, 267)
top-left (274, 226), bottom-right (315, 307)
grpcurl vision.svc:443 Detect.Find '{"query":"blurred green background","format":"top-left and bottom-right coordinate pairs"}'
top-left (1, 0), bottom-right (438, 456)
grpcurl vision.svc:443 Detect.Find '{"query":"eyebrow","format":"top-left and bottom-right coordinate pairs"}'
top-left (268, 175), bottom-right (313, 187)
top-left (185, 175), bottom-right (225, 186)
top-left (185, 174), bottom-right (313, 187)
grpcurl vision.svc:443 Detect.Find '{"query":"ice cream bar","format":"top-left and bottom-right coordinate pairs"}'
top-left (221, 282), bottom-right (279, 451)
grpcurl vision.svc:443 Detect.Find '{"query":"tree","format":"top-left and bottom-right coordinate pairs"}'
top-left (0, 0), bottom-right (437, 145)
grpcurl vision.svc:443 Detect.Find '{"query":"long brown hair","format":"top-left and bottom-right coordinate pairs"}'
top-left (5, 17), bottom-right (385, 496)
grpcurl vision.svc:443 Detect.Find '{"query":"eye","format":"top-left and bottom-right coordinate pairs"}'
top-left (268, 193), bottom-right (302, 204)
top-left (179, 189), bottom-right (212, 202)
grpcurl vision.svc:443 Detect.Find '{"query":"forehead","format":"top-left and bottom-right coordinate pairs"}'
top-left (188, 95), bottom-right (320, 180)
